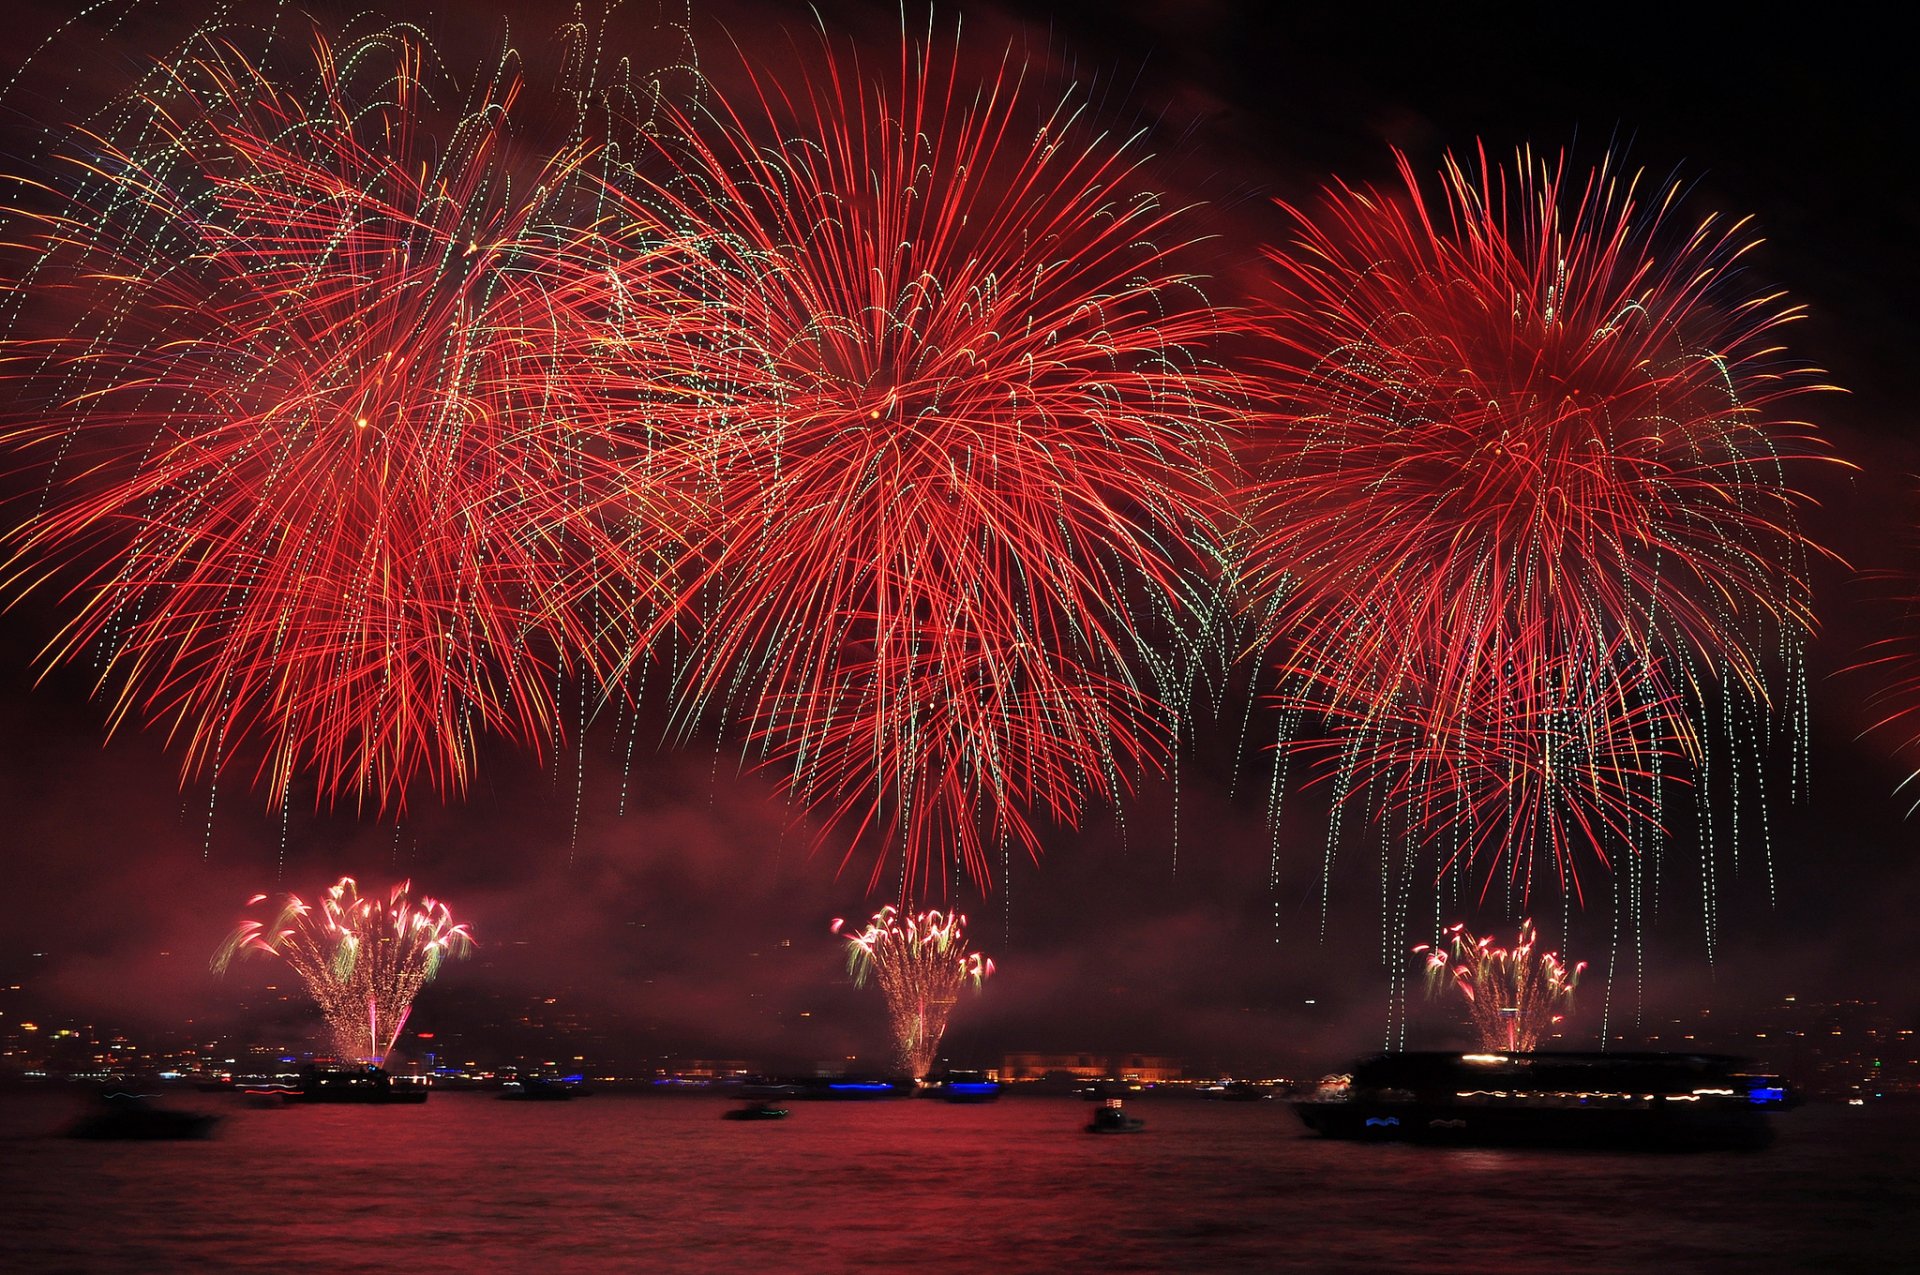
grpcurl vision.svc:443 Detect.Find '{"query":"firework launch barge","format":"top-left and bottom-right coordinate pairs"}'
top-left (1292, 1052), bottom-right (1787, 1150)
top-left (273, 1068), bottom-right (430, 1105)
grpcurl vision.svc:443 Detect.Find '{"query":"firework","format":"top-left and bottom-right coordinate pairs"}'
top-left (1, 22), bottom-right (655, 810)
top-left (585, 15), bottom-right (1237, 892)
top-left (214, 876), bottom-right (473, 1063)
top-left (1415, 919), bottom-right (1583, 1052)
top-left (834, 906), bottom-right (992, 1080)
top-left (1296, 636), bottom-right (1689, 902)
top-left (1850, 542), bottom-right (1920, 810)
top-left (1248, 144), bottom-right (1833, 903)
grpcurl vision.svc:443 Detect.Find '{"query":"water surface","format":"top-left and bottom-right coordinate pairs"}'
top-left (1, 1091), bottom-right (1910, 1272)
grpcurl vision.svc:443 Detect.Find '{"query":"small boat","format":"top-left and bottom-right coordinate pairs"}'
top-left (499, 1075), bottom-right (580, 1101)
top-left (1291, 1051), bottom-right (1785, 1150)
top-left (1086, 1098), bottom-right (1146, 1134)
top-left (723, 1100), bottom-right (791, 1121)
top-left (67, 1091), bottom-right (221, 1141)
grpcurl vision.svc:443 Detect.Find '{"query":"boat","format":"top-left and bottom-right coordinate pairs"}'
top-left (1086, 1097), bottom-right (1146, 1134)
top-left (1291, 1051), bottom-right (1788, 1150)
top-left (499, 1075), bottom-right (582, 1101)
top-left (279, 1067), bottom-right (430, 1105)
top-left (67, 1091), bottom-right (221, 1141)
top-left (723, 1099), bottom-right (791, 1121)
top-left (799, 1078), bottom-right (907, 1100)
top-left (928, 1070), bottom-right (1002, 1103)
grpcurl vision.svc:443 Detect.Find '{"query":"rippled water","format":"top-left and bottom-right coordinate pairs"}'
top-left (1, 1090), bottom-right (1912, 1272)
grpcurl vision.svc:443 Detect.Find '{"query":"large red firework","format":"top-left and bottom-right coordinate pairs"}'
top-left (2, 26), bottom-right (653, 809)
top-left (584, 17), bottom-right (1239, 891)
top-left (1249, 145), bottom-right (1832, 898)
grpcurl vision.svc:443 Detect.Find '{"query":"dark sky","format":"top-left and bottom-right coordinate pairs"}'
top-left (1, 0), bottom-right (1916, 1075)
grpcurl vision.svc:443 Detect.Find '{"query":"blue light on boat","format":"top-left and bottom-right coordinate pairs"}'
top-left (1749, 1086), bottom-right (1787, 1105)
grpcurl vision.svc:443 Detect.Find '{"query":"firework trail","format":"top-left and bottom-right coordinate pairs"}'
top-left (1248, 144), bottom-right (1835, 919)
top-left (1415, 919), bottom-right (1583, 1051)
top-left (214, 875), bottom-right (473, 1063)
top-left (1297, 635), bottom-right (1689, 903)
top-left (834, 905), bottom-right (991, 1080)
top-left (584, 13), bottom-right (1239, 893)
top-left (1, 19), bottom-right (665, 811)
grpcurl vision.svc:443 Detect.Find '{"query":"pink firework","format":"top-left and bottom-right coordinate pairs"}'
top-left (834, 905), bottom-right (992, 1080)
top-left (1414, 919), bottom-right (1584, 1052)
top-left (215, 875), bottom-right (473, 1063)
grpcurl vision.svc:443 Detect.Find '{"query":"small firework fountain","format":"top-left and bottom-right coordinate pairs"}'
top-left (1415, 920), bottom-right (1583, 1052)
top-left (215, 877), bottom-right (473, 1064)
top-left (834, 907), bottom-right (993, 1081)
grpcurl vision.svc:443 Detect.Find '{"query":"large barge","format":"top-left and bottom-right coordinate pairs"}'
top-left (1292, 1051), bottom-right (1789, 1150)
top-left (267, 1067), bottom-right (431, 1104)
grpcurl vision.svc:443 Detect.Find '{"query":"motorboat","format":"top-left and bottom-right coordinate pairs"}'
top-left (67, 1091), bottom-right (221, 1140)
top-left (723, 1099), bottom-right (791, 1121)
top-left (1086, 1098), bottom-right (1146, 1134)
top-left (499, 1075), bottom-right (581, 1101)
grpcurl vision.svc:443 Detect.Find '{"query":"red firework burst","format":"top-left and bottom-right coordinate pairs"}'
top-left (1249, 144), bottom-right (1833, 892)
top-left (2, 27), bottom-right (651, 809)
top-left (586, 17), bottom-right (1239, 891)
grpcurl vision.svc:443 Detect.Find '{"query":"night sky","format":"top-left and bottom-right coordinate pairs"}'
top-left (2, 0), bottom-right (1916, 1076)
